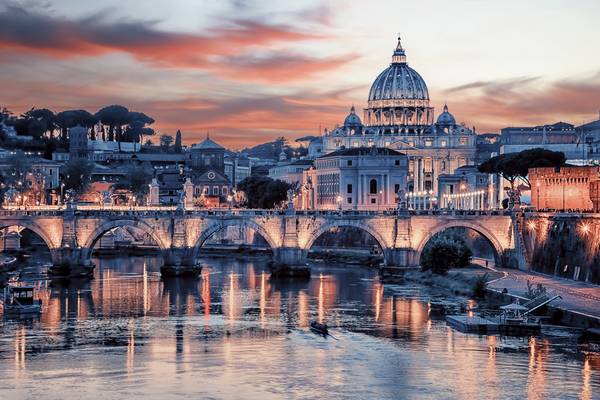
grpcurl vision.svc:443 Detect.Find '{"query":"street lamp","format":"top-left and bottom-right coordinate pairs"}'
top-left (60, 183), bottom-right (65, 205)
top-left (536, 181), bottom-right (541, 210)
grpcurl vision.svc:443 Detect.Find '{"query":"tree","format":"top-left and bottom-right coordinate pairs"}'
top-left (421, 234), bottom-right (473, 275)
top-left (124, 111), bottom-right (155, 149)
top-left (1, 151), bottom-right (32, 193)
top-left (237, 176), bottom-right (290, 209)
top-left (23, 108), bottom-right (56, 139)
top-left (113, 164), bottom-right (153, 203)
top-left (174, 130), bottom-right (182, 153)
top-left (55, 110), bottom-right (96, 142)
top-left (160, 134), bottom-right (173, 152)
top-left (95, 105), bottom-right (129, 149)
top-left (60, 158), bottom-right (94, 196)
top-left (478, 148), bottom-right (566, 189)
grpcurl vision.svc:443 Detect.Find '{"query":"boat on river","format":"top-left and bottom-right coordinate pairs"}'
top-left (310, 321), bottom-right (329, 335)
top-left (2, 285), bottom-right (42, 316)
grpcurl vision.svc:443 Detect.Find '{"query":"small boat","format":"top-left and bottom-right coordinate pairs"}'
top-left (2, 285), bottom-right (42, 316)
top-left (310, 321), bottom-right (329, 335)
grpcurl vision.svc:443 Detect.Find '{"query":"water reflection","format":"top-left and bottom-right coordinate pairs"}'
top-left (0, 256), bottom-right (598, 399)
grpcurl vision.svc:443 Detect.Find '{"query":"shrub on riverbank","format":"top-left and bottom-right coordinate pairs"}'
top-left (421, 235), bottom-right (472, 275)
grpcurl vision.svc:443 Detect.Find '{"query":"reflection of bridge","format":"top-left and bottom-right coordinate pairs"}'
top-left (0, 205), bottom-right (526, 276)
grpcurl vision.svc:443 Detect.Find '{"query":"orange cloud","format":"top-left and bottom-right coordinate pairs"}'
top-left (439, 74), bottom-right (600, 132)
top-left (0, 5), bottom-right (348, 84)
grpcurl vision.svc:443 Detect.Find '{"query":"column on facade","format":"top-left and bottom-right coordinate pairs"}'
top-left (386, 174), bottom-right (391, 205)
top-left (357, 173), bottom-right (362, 208)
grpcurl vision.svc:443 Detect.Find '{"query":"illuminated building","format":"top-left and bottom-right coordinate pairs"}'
top-left (529, 165), bottom-right (600, 211)
top-left (318, 36), bottom-right (477, 196)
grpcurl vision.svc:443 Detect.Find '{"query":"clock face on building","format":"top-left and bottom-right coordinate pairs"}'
top-left (207, 171), bottom-right (216, 180)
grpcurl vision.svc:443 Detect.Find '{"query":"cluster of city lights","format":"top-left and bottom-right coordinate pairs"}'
top-left (442, 190), bottom-right (486, 200)
top-left (405, 190), bottom-right (434, 198)
top-left (527, 219), bottom-right (594, 238)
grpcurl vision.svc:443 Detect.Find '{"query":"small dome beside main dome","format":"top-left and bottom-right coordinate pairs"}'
top-left (436, 104), bottom-right (456, 125)
top-left (344, 106), bottom-right (362, 127)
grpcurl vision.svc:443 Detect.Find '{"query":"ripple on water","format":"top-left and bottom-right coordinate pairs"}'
top-left (0, 256), bottom-right (598, 400)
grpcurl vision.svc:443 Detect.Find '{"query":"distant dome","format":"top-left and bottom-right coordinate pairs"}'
top-left (343, 106), bottom-right (362, 128)
top-left (368, 37), bottom-right (429, 104)
top-left (436, 104), bottom-right (456, 125)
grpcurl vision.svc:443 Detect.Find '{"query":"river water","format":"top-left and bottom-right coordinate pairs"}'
top-left (0, 255), bottom-right (598, 400)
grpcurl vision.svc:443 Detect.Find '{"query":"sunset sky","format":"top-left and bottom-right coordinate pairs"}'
top-left (1, 0), bottom-right (600, 149)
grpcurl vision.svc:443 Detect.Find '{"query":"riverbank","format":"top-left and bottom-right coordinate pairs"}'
top-left (404, 264), bottom-right (600, 330)
top-left (403, 265), bottom-right (503, 297)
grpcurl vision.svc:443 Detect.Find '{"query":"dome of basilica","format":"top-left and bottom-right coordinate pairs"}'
top-left (368, 37), bottom-right (429, 103)
top-left (343, 105), bottom-right (362, 127)
top-left (436, 104), bottom-right (456, 125)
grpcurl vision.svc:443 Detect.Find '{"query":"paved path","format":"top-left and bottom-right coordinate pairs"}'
top-left (486, 267), bottom-right (600, 319)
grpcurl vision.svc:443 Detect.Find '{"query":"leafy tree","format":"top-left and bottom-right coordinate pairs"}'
top-left (95, 105), bottom-right (129, 148)
top-left (55, 110), bottom-right (96, 142)
top-left (237, 176), bottom-right (290, 209)
top-left (421, 234), bottom-right (473, 275)
top-left (124, 111), bottom-right (155, 147)
top-left (174, 130), bottom-right (182, 153)
top-left (1, 151), bottom-right (32, 192)
top-left (478, 148), bottom-right (566, 189)
top-left (22, 108), bottom-right (56, 139)
top-left (160, 134), bottom-right (173, 151)
top-left (60, 158), bottom-right (94, 196)
top-left (113, 164), bottom-right (153, 203)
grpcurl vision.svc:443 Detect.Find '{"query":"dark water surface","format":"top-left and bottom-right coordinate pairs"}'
top-left (0, 256), bottom-right (598, 400)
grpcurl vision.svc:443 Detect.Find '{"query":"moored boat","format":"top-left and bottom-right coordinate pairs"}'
top-left (2, 285), bottom-right (42, 316)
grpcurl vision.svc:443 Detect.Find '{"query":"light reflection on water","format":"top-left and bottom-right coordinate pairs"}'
top-left (0, 255), bottom-right (598, 400)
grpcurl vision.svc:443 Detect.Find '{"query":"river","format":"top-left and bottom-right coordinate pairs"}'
top-left (0, 255), bottom-right (598, 399)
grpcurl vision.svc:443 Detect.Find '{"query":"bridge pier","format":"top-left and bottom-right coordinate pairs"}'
top-left (270, 247), bottom-right (310, 278)
top-left (48, 248), bottom-right (95, 278)
top-left (379, 248), bottom-right (416, 283)
top-left (160, 248), bottom-right (202, 278)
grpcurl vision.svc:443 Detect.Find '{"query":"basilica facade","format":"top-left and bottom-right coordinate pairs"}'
top-left (312, 37), bottom-right (477, 205)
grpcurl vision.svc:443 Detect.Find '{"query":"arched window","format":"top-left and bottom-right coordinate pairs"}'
top-left (370, 179), bottom-right (378, 194)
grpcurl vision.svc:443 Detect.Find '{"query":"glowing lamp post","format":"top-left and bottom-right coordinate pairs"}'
top-left (536, 181), bottom-right (541, 210)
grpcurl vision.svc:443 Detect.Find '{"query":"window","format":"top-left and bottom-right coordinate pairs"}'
top-left (440, 140), bottom-right (447, 147)
top-left (347, 197), bottom-right (352, 204)
top-left (222, 187), bottom-right (228, 194)
top-left (395, 184), bottom-right (400, 193)
top-left (371, 198), bottom-right (376, 204)
top-left (370, 179), bottom-right (377, 194)
top-left (347, 184), bottom-right (353, 193)
top-left (204, 187), bottom-right (209, 194)
top-left (459, 137), bottom-right (468, 146)
top-left (347, 160), bottom-right (353, 166)
top-left (368, 139), bottom-right (374, 147)
top-left (212, 186), bottom-right (218, 195)
top-left (424, 139), bottom-right (433, 147)
top-left (395, 159), bottom-right (400, 166)
top-left (441, 161), bottom-right (447, 171)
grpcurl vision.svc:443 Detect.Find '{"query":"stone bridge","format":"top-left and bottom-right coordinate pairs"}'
top-left (0, 205), bottom-right (525, 277)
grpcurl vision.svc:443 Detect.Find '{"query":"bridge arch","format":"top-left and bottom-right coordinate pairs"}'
top-left (303, 220), bottom-right (389, 252)
top-left (0, 219), bottom-right (61, 263)
top-left (80, 219), bottom-right (170, 261)
top-left (414, 220), bottom-right (504, 266)
top-left (191, 219), bottom-right (279, 261)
